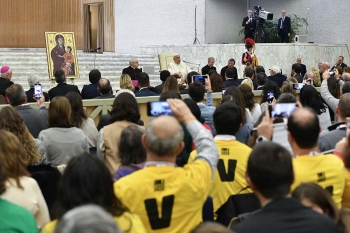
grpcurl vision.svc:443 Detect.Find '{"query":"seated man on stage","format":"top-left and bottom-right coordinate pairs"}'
top-left (241, 38), bottom-right (258, 68)
top-left (122, 58), bottom-right (142, 81)
top-left (167, 54), bottom-right (192, 79)
top-left (201, 57), bottom-right (216, 75)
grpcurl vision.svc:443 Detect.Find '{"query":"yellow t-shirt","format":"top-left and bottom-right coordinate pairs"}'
top-left (41, 211), bottom-right (146, 233)
top-left (292, 154), bottom-right (345, 208)
top-left (342, 169), bottom-right (350, 208)
top-left (114, 160), bottom-right (212, 233)
top-left (189, 139), bottom-right (252, 219)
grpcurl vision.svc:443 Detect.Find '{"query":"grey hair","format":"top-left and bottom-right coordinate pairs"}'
top-left (55, 205), bottom-right (122, 233)
top-left (28, 74), bottom-right (40, 87)
top-left (303, 71), bottom-right (313, 80)
top-left (115, 89), bottom-right (135, 98)
top-left (145, 122), bottom-right (184, 156)
top-left (343, 73), bottom-right (350, 82)
top-left (129, 58), bottom-right (138, 66)
top-left (208, 57), bottom-right (215, 62)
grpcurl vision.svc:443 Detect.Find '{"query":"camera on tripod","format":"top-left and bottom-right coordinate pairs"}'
top-left (253, 6), bottom-right (273, 20)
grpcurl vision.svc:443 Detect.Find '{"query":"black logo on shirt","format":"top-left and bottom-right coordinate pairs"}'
top-left (317, 172), bottom-right (326, 182)
top-left (221, 148), bottom-right (230, 155)
top-left (154, 179), bottom-right (165, 191)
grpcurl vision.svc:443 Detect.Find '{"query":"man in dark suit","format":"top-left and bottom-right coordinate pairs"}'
top-left (291, 63), bottom-right (303, 83)
top-left (135, 72), bottom-right (158, 97)
top-left (296, 57), bottom-right (307, 76)
top-left (81, 69), bottom-right (101, 99)
top-left (255, 72), bottom-right (267, 90)
top-left (201, 57), bottom-right (216, 75)
top-left (6, 84), bottom-right (48, 138)
top-left (0, 66), bottom-right (14, 96)
top-left (48, 70), bottom-right (80, 100)
top-left (277, 10), bottom-right (291, 43)
top-left (232, 142), bottom-right (337, 233)
top-left (25, 74), bottom-right (49, 102)
top-left (267, 65), bottom-right (286, 88)
top-left (223, 68), bottom-right (242, 87)
top-left (154, 70), bottom-right (170, 94)
top-left (333, 56), bottom-right (348, 69)
top-left (242, 10), bottom-right (256, 40)
top-left (220, 59), bottom-right (235, 81)
top-left (94, 78), bottom-right (115, 99)
top-left (122, 58), bottom-right (142, 80)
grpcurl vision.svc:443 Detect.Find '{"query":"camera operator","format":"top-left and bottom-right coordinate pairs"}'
top-left (242, 10), bottom-right (256, 40)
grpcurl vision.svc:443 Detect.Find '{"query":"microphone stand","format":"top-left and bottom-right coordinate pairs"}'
top-left (92, 49), bottom-right (98, 69)
top-left (193, 5), bottom-right (200, 44)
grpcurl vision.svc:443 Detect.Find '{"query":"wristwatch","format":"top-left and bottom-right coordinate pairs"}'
top-left (256, 136), bottom-right (269, 143)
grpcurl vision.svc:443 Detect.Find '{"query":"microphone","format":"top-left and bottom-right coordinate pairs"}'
top-left (91, 47), bottom-right (101, 51)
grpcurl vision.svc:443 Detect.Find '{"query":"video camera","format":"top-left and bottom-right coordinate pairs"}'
top-left (254, 6), bottom-right (273, 20)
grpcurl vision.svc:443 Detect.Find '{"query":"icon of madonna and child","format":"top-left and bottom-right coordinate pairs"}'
top-left (51, 34), bottom-right (76, 76)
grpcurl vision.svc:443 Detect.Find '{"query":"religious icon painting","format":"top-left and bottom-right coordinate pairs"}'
top-left (45, 32), bottom-right (80, 79)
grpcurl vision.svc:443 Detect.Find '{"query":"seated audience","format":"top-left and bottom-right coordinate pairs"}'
top-left (113, 125), bottom-right (146, 181)
top-left (0, 162), bottom-right (39, 233)
top-left (260, 81), bottom-right (281, 113)
top-left (119, 74), bottom-right (135, 92)
top-left (6, 84), bottom-right (48, 138)
top-left (188, 80), bottom-right (216, 134)
top-left (242, 66), bottom-right (255, 90)
top-left (48, 70), bottom-right (80, 100)
top-left (154, 70), bottom-right (170, 94)
top-left (189, 101), bottom-right (252, 219)
top-left (167, 53), bottom-right (192, 79)
top-left (318, 93), bottom-right (350, 152)
top-left (97, 93), bottom-right (143, 174)
top-left (38, 97), bottom-right (89, 166)
top-left (321, 70), bottom-right (345, 113)
top-left (0, 65), bottom-right (14, 96)
top-left (114, 99), bottom-right (219, 233)
top-left (66, 92), bottom-right (98, 148)
top-left (291, 63), bottom-right (303, 83)
top-left (232, 142), bottom-right (337, 233)
top-left (54, 205), bottom-right (122, 233)
top-left (41, 155), bottom-right (146, 233)
top-left (26, 74), bottom-right (49, 102)
top-left (293, 183), bottom-right (350, 232)
top-left (0, 130), bottom-right (50, 228)
top-left (255, 72), bottom-right (267, 90)
top-left (303, 71), bottom-right (315, 86)
top-left (280, 80), bottom-right (297, 97)
top-left (300, 85), bottom-right (331, 132)
top-left (94, 78), bottom-right (115, 99)
top-left (210, 73), bottom-right (225, 92)
top-left (122, 58), bottom-right (141, 81)
top-left (81, 69), bottom-right (102, 99)
top-left (201, 57), bottom-right (216, 75)
top-left (220, 59), bottom-right (235, 81)
top-left (309, 67), bottom-right (321, 87)
top-left (239, 84), bottom-right (261, 124)
top-left (267, 65), bottom-right (286, 87)
top-left (135, 72), bottom-right (157, 97)
top-left (224, 68), bottom-right (241, 87)
top-left (162, 75), bottom-right (180, 94)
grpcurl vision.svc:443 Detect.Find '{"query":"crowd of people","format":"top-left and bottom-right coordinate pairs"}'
top-left (0, 50), bottom-right (350, 233)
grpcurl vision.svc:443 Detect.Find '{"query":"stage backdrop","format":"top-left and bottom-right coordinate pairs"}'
top-left (0, 0), bottom-right (115, 51)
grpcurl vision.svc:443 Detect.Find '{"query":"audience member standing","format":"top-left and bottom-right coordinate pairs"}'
top-left (114, 99), bottom-right (219, 233)
top-left (6, 84), bottom-right (48, 138)
top-left (232, 142), bottom-right (338, 233)
top-left (189, 102), bottom-right (252, 219)
top-left (48, 70), bottom-right (80, 100)
top-left (122, 58), bottom-right (141, 81)
top-left (38, 97), bottom-right (89, 166)
top-left (242, 10), bottom-right (256, 39)
top-left (277, 10), bottom-right (291, 43)
top-left (201, 57), bottom-right (216, 75)
top-left (0, 65), bottom-right (13, 96)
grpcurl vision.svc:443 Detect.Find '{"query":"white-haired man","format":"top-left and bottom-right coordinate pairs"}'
top-left (122, 58), bottom-right (141, 80)
top-left (167, 54), bottom-right (192, 79)
top-left (267, 65), bottom-right (286, 87)
top-left (25, 74), bottom-right (49, 102)
top-left (0, 65), bottom-right (14, 96)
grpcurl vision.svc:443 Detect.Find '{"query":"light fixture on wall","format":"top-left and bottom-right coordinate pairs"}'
top-left (193, 0), bottom-right (200, 44)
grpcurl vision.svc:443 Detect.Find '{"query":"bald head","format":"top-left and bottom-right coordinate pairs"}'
top-left (296, 57), bottom-right (301, 64)
top-left (287, 108), bottom-right (320, 149)
top-left (98, 78), bottom-right (112, 94)
top-left (144, 116), bottom-right (184, 157)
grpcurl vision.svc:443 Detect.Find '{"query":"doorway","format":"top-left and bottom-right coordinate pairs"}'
top-left (83, 3), bottom-right (104, 53)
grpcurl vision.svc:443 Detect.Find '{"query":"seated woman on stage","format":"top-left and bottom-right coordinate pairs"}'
top-left (241, 38), bottom-right (258, 67)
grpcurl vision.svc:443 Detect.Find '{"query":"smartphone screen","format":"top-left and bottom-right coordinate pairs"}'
top-left (306, 80), bottom-right (311, 85)
top-left (147, 101), bottom-right (173, 117)
top-left (267, 91), bottom-right (274, 103)
top-left (193, 75), bottom-right (206, 84)
top-left (271, 103), bottom-right (296, 118)
top-left (293, 83), bottom-right (304, 90)
top-left (346, 117), bottom-right (350, 136)
top-left (34, 84), bottom-right (42, 99)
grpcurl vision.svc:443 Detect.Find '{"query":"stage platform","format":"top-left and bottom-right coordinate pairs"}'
top-left (141, 43), bottom-right (350, 78)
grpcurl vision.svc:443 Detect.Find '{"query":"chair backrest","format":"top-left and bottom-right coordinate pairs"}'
top-left (0, 95), bottom-right (7, 105)
top-left (158, 52), bottom-right (176, 71)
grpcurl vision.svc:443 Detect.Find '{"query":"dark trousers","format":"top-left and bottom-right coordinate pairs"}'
top-left (279, 31), bottom-right (290, 43)
top-left (245, 33), bottom-right (254, 40)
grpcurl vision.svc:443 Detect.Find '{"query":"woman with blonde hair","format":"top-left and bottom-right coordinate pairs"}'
top-left (0, 130), bottom-right (50, 228)
top-left (119, 74), bottom-right (135, 92)
top-left (0, 106), bottom-right (45, 165)
top-left (280, 80), bottom-right (297, 97)
top-left (162, 75), bottom-right (179, 94)
top-left (309, 67), bottom-right (321, 87)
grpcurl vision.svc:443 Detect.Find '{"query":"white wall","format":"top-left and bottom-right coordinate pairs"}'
top-left (248, 0), bottom-right (350, 45)
top-left (205, 0), bottom-right (246, 44)
top-left (115, 0), bottom-right (205, 54)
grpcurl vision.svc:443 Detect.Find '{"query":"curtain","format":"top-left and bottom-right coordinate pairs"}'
top-left (97, 3), bottom-right (104, 53)
top-left (83, 4), bottom-right (91, 52)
